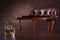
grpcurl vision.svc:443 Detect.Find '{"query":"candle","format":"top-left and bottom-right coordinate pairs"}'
top-left (40, 9), bottom-right (45, 16)
top-left (47, 9), bottom-right (51, 16)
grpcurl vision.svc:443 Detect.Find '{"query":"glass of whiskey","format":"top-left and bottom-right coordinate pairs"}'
top-left (4, 24), bottom-right (15, 40)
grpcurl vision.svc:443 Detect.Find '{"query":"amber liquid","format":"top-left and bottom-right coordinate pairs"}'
top-left (5, 29), bottom-right (14, 34)
top-left (4, 27), bottom-right (15, 40)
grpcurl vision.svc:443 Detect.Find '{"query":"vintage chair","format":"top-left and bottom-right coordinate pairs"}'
top-left (16, 8), bottom-right (58, 31)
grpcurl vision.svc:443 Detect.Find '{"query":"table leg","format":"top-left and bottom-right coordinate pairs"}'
top-left (19, 20), bottom-right (22, 31)
top-left (51, 20), bottom-right (56, 31)
top-left (48, 21), bottom-right (51, 31)
top-left (32, 20), bottom-right (37, 32)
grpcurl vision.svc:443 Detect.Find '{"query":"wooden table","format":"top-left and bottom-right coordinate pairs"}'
top-left (16, 16), bottom-right (56, 31)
